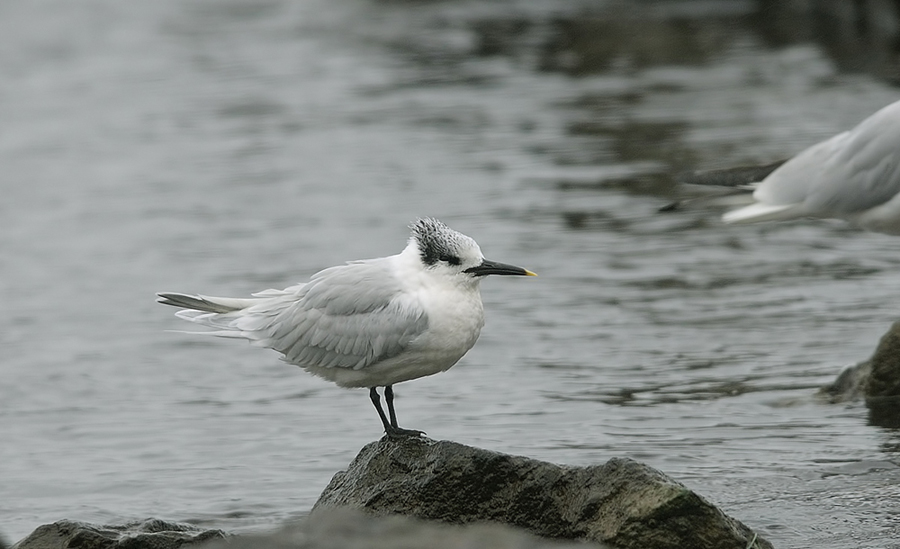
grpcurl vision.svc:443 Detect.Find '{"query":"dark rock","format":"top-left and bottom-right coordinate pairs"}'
top-left (313, 437), bottom-right (771, 549)
top-left (820, 321), bottom-right (900, 427)
top-left (866, 321), bottom-right (900, 398)
top-left (865, 320), bottom-right (900, 427)
top-left (819, 359), bottom-right (871, 403)
top-left (11, 519), bottom-right (225, 549)
top-left (820, 320), bottom-right (900, 406)
top-left (200, 506), bottom-right (602, 549)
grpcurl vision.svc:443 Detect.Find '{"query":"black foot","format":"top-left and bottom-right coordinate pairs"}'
top-left (384, 425), bottom-right (425, 438)
top-left (370, 386), bottom-right (425, 438)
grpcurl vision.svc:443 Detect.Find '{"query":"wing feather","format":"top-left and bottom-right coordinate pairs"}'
top-left (233, 259), bottom-right (428, 371)
top-left (754, 100), bottom-right (900, 216)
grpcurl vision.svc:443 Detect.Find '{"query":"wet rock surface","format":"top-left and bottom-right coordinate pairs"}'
top-left (862, 321), bottom-right (900, 427)
top-left (864, 321), bottom-right (900, 398)
top-left (10, 519), bottom-right (225, 549)
top-left (821, 359), bottom-right (872, 403)
top-left (313, 436), bottom-right (771, 549)
top-left (11, 438), bottom-right (772, 549)
top-left (821, 320), bottom-right (900, 427)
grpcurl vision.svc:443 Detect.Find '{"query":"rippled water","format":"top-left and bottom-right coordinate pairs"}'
top-left (4, 1), bottom-right (900, 547)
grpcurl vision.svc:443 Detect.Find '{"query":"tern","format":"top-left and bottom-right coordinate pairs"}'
top-left (674, 99), bottom-right (900, 235)
top-left (158, 218), bottom-right (536, 437)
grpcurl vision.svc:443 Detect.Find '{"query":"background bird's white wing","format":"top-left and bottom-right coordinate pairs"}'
top-left (235, 260), bottom-right (428, 370)
top-left (807, 103), bottom-right (900, 215)
top-left (755, 100), bottom-right (900, 216)
top-left (753, 135), bottom-right (841, 207)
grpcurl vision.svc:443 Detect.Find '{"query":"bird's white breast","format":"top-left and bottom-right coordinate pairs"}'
top-left (411, 275), bottom-right (485, 362)
top-left (311, 249), bottom-right (486, 389)
top-left (394, 251), bottom-right (485, 370)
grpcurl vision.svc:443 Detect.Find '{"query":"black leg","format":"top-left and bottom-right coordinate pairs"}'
top-left (385, 385), bottom-right (398, 428)
top-left (369, 387), bottom-right (392, 433)
top-left (368, 386), bottom-right (424, 438)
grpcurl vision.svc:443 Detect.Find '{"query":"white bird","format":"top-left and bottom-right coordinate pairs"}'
top-left (679, 99), bottom-right (900, 235)
top-left (158, 218), bottom-right (536, 437)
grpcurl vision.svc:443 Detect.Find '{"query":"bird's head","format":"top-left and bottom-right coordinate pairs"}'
top-left (409, 218), bottom-right (536, 283)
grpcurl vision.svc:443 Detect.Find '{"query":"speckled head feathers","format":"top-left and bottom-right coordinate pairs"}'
top-left (409, 218), bottom-right (481, 268)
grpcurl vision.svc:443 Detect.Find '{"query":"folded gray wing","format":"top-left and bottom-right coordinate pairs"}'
top-left (760, 101), bottom-right (900, 215)
top-left (811, 114), bottom-right (900, 214)
top-left (233, 260), bottom-right (428, 370)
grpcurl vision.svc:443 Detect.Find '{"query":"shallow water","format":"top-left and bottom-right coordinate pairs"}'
top-left (3, 1), bottom-right (900, 547)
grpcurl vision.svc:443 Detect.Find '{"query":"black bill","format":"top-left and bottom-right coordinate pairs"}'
top-left (464, 259), bottom-right (537, 277)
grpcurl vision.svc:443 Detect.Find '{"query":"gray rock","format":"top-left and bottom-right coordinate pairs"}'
top-left (201, 506), bottom-right (604, 549)
top-left (821, 320), bottom-right (900, 426)
top-left (863, 320), bottom-right (900, 427)
top-left (11, 519), bottom-right (225, 549)
top-left (820, 359), bottom-right (871, 403)
top-left (865, 320), bottom-right (900, 398)
top-left (313, 436), bottom-right (771, 549)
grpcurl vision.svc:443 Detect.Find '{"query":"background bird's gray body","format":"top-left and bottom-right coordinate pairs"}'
top-left (723, 99), bottom-right (900, 234)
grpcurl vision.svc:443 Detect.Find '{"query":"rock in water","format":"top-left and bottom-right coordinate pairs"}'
top-left (865, 321), bottom-right (900, 398)
top-left (864, 320), bottom-right (900, 427)
top-left (820, 360), bottom-right (871, 403)
top-left (820, 320), bottom-right (900, 427)
top-left (11, 519), bottom-right (225, 549)
top-left (313, 437), bottom-right (771, 549)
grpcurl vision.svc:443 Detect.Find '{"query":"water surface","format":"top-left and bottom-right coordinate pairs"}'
top-left (3, 1), bottom-right (900, 547)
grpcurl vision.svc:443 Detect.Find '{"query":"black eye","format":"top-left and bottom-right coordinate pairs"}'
top-left (439, 253), bottom-right (461, 266)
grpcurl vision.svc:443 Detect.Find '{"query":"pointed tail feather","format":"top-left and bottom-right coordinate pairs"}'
top-left (156, 292), bottom-right (254, 314)
top-left (722, 202), bottom-right (800, 224)
top-left (662, 161), bottom-right (787, 213)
